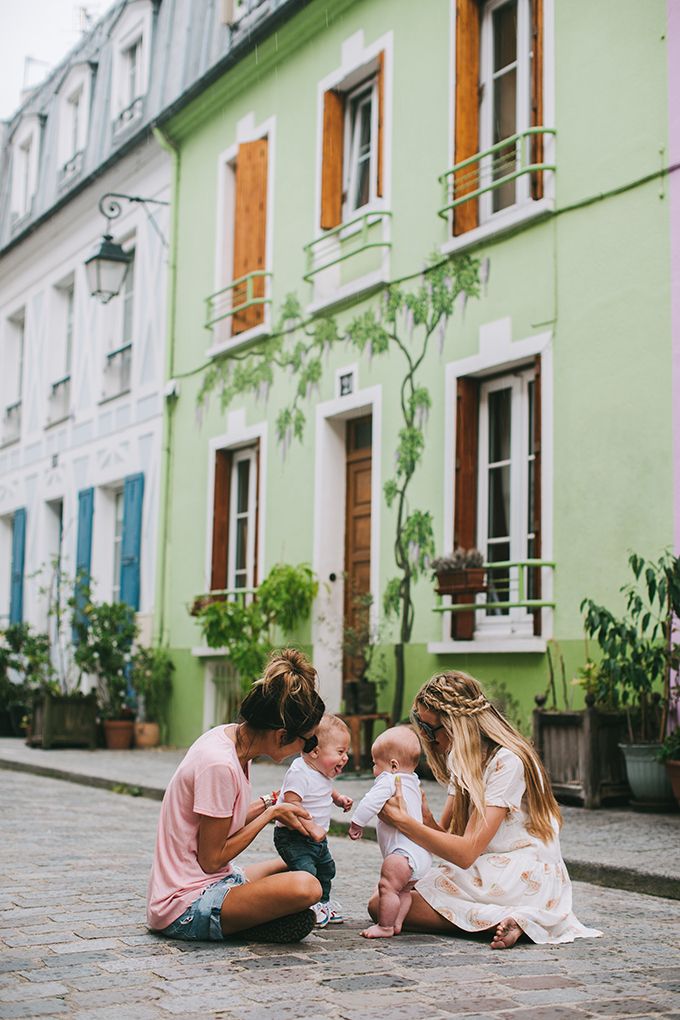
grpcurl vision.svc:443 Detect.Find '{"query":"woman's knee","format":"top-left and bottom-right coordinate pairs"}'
top-left (288, 870), bottom-right (322, 906)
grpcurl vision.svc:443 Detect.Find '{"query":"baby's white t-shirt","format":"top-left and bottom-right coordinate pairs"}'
top-left (275, 755), bottom-right (333, 831)
top-left (351, 771), bottom-right (432, 880)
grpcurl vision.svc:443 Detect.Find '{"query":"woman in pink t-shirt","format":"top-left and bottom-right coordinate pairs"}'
top-left (147, 648), bottom-right (325, 943)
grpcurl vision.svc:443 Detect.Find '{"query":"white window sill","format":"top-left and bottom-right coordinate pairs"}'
top-left (440, 198), bottom-right (554, 256)
top-left (99, 388), bottom-right (131, 406)
top-left (206, 321), bottom-right (271, 359)
top-left (306, 269), bottom-right (387, 317)
top-left (191, 646), bottom-right (229, 658)
top-left (44, 413), bottom-right (72, 430)
top-left (428, 638), bottom-right (547, 655)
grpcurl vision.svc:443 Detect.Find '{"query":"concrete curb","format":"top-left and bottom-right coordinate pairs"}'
top-left (3, 756), bottom-right (678, 902)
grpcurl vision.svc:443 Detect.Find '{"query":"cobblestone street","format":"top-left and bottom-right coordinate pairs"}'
top-left (1, 771), bottom-right (679, 1020)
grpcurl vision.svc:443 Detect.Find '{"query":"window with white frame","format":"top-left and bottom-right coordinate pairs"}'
top-left (125, 39), bottom-right (143, 107)
top-left (11, 121), bottom-right (40, 222)
top-left (344, 81), bottom-right (377, 216)
top-left (47, 280), bottom-right (74, 425)
top-left (479, 0), bottom-right (531, 216)
top-left (103, 248), bottom-right (134, 399)
top-left (57, 65), bottom-right (92, 179)
top-left (476, 367), bottom-right (536, 635)
top-left (1, 311), bottom-right (25, 446)
top-left (111, 490), bottom-right (124, 602)
top-left (228, 448), bottom-right (257, 591)
top-left (111, 1), bottom-right (152, 128)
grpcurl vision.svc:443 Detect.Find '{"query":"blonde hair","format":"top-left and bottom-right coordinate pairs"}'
top-left (414, 671), bottom-right (560, 843)
top-left (372, 726), bottom-right (421, 770)
top-left (314, 714), bottom-right (350, 746)
top-left (240, 648), bottom-right (324, 735)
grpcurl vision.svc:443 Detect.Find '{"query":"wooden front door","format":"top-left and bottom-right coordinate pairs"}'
top-left (344, 415), bottom-right (372, 684)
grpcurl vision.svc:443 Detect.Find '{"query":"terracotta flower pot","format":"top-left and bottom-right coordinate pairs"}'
top-left (103, 719), bottom-right (135, 750)
top-left (666, 760), bottom-right (680, 809)
top-left (134, 721), bottom-right (160, 749)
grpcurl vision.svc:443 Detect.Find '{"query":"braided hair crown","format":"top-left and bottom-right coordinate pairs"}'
top-left (417, 670), bottom-right (491, 718)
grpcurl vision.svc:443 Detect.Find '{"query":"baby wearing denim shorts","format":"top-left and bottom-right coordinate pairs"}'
top-left (349, 726), bottom-right (432, 938)
top-left (273, 715), bottom-right (352, 927)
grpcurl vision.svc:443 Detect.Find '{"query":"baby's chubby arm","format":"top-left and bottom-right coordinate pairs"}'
top-left (350, 773), bottom-right (394, 831)
top-left (281, 791), bottom-right (327, 842)
top-left (332, 789), bottom-right (353, 812)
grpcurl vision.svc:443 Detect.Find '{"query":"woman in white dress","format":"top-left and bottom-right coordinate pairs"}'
top-left (375, 671), bottom-right (602, 948)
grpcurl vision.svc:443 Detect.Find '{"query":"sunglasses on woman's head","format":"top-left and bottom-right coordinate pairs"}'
top-left (412, 711), bottom-right (445, 743)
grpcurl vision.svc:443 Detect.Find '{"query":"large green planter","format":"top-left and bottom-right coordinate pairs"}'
top-left (619, 743), bottom-right (675, 809)
top-left (28, 692), bottom-right (98, 750)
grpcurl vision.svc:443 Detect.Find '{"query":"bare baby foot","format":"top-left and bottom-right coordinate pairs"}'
top-left (490, 917), bottom-right (522, 949)
top-left (360, 923), bottom-right (395, 939)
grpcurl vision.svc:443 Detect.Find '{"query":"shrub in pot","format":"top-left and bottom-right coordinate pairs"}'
top-left (658, 728), bottom-right (680, 809)
top-left (72, 592), bottom-right (138, 749)
top-left (130, 646), bottom-right (174, 748)
top-left (431, 548), bottom-right (485, 640)
top-left (341, 589), bottom-right (388, 718)
top-left (581, 550), bottom-right (680, 809)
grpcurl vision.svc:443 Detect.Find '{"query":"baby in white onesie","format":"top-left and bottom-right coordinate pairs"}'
top-left (349, 726), bottom-right (431, 938)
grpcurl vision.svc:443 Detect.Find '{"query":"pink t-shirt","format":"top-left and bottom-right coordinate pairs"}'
top-left (146, 726), bottom-right (251, 930)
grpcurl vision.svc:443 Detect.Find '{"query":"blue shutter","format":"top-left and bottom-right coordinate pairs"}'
top-left (73, 488), bottom-right (94, 640)
top-left (9, 508), bottom-right (26, 624)
top-left (120, 473), bottom-right (144, 610)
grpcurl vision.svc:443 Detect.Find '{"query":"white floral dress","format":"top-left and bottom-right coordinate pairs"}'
top-left (415, 747), bottom-right (602, 945)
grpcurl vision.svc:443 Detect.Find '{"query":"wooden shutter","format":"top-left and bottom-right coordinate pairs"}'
top-left (210, 449), bottom-right (232, 591)
top-left (453, 0), bottom-right (481, 236)
top-left (532, 355), bottom-right (542, 635)
top-left (320, 89), bottom-right (345, 229)
top-left (120, 473), bottom-right (144, 611)
top-left (253, 442), bottom-right (260, 586)
top-left (376, 51), bottom-right (385, 198)
top-left (73, 488), bottom-right (94, 640)
top-left (232, 138), bottom-right (268, 335)
top-left (9, 508), bottom-right (26, 625)
top-left (453, 378), bottom-right (479, 550)
top-left (530, 0), bottom-right (544, 200)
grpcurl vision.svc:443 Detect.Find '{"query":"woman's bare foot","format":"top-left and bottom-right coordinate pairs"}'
top-left (361, 923), bottom-right (395, 939)
top-left (490, 917), bottom-right (522, 949)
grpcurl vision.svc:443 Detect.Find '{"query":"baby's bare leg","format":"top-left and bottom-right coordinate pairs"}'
top-left (361, 854), bottom-right (414, 939)
top-left (394, 881), bottom-right (416, 935)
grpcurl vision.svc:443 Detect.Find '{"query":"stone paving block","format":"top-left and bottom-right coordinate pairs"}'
top-left (68, 985), bottom-right (163, 1008)
top-left (507, 987), bottom-right (596, 1006)
top-left (0, 961), bottom-right (42, 976)
top-left (0, 998), bottom-right (69, 1018)
top-left (432, 995), bottom-right (521, 1015)
top-left (70, 1005), bottom-right (164, 1020)
top-left (2, 933), bottom-right (79, 948)
top-left (500, 974), bottom-right (584, 990)
top-left (0, 981), bottom-right (69, 1003)
top-left (46, 938), bottom-right (124, 955)
top-left (586, 1000), bottom-right (663, 1016)
top-left (498, 1007), bottom-right (590, 1020)
top-left (323, 972), bottom-right (415, 992)
top-left (233, 954), bottom-right (320, 970)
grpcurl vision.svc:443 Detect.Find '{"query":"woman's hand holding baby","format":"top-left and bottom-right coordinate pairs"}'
top-left (270, 801), bottom-right (314, 834)
top-left (378, 775), bottom-right (410, 831)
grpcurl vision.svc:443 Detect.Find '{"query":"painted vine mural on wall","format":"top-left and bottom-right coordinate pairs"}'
top-left (199, 253), bottom-right (482, 722)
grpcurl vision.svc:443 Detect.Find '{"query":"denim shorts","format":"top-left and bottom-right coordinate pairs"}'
top-left (160, 866), bottom-right (247, 941)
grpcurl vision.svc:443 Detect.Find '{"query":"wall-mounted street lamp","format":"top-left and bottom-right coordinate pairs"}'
top-left (85, 192), bottom-right (169, 303)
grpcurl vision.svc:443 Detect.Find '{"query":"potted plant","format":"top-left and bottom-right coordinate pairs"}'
top-left (0, 633), bottom-right (31, 736)
top-left (658, 728), bottom-right (680, 809)
top-left (72, 590), bottom-right (138, 749)
top-left (532, 641), bottom-right (630, 809)
top-left (431, 547), bottom-right (486, 639)
top-left (341, 589), bottom-right (388, 715)
top-left (581, 550), bottom-right (680, 809)
top-left (130, 646), bottom-right (174, 748)
top-left (194, 563), bottom-right (318, 692)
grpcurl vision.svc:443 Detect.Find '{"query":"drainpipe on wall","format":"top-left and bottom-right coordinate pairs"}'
top-left (152, 122), bottom-right (180, 648)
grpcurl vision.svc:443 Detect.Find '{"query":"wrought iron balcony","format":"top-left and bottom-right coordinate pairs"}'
top-left (304, 210), bottom-right (392, 282)
top-left (205, 271), bottom-right (272, 331)
top-left (438, 128), bottom-right (556, 221)
top-left (102, 343), bottom-right (132, 400)
top-left (47, 375), bottom-right (71, 425)
top-left (1, 400), bottom-right (21, 446)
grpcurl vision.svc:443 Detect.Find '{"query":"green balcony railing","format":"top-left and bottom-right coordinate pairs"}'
top-left (438, 127), bottom-right (556, 219)
top-left (433, 559), bottom-right (555, 615)
top-left (303, 210), bottom-right (392, 282)
top-left (205, 270), bottom-right (272, 330)
top-left (191, 586), bottom-right (257, 616)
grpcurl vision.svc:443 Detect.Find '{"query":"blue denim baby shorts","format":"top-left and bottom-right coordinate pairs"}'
top-left (160, 866), bottom-right (247, 941)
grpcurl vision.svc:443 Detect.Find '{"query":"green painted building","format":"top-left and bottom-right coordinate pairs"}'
top-left (154, 0), bottom-right (673, 746)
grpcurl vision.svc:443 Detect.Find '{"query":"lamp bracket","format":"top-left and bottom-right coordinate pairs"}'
top-left (97, 192), bottom-right (170, 248)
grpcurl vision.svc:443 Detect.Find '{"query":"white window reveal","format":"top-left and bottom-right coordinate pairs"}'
top-left (11, 117), bottom-right (41, 223)
top-left (228, 448), bottom-right (257, 591)
top-left (476, 367), bottom-right (536, 637)
top-left (344, 81), bottom-right (377, 217)
top-left (479, 0), bottom-right (532, 217)
top-left (47, 281), bottom-right (74, 425)
top-left (1, 311), bottom-right (25, 446)
top-left (103, 249), bottom-right (134, 401)
top-left (112, 490), bottom-right (125, 603)
top-left (111, 1), bottom-right (153, 131)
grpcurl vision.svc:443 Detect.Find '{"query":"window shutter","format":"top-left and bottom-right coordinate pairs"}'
top-left (73, 488), bottom-right (94, 640)
top-left (253, 441), bottom-right (260, 586)
top-left (320, 89), bottom-right (345, 229)
top-left (9, 508), bottom-right (26, 625)
top-left (532, 356), bottom-right (542, 634)
top-left (232, 138), bottom-right (268, 335)
top-left (376, 51), bottom-right (385, 198)
top-left (453, 0), bottom-right (481, 236)
top-left (211, 449), bottom-right (232, 591)
top-left (453, 377), bottom-right (480, 550)
top-left (120, 473), bottom-right (144, 611)
top-left (530, 0), bottom-right (544, 200)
